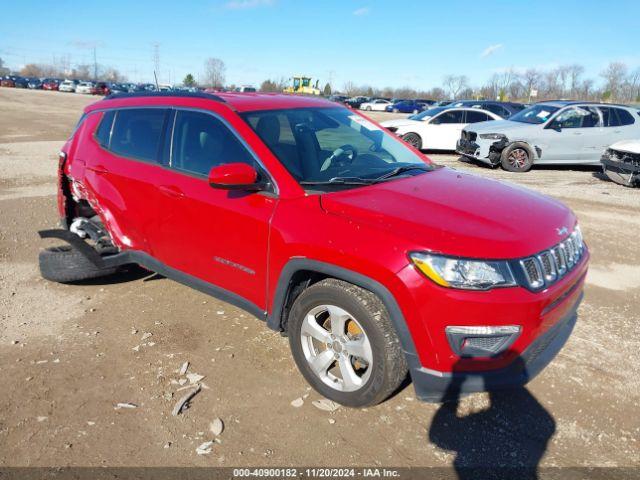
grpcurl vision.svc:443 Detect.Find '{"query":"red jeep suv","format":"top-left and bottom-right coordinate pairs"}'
top-left (39, 92), bottom-right (588, 407)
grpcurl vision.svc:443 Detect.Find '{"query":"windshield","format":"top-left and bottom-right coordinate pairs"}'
top-left (242, 107), bottom-right (431, 189)
top-left (510, 104), bottom-right (560, 124)
top-left (409, 107), bottom-right (447, 120)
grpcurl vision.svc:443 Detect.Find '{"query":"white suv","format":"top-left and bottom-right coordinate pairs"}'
top-left (457, 101), bottom-right (640, 172)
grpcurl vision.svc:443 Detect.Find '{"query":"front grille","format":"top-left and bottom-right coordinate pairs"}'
top-left (611, 149), bottom-right (640, 167)
top-left (462, 131), bottom-right (477, 141)
top-left (518, 227), bottom-right (584, 290)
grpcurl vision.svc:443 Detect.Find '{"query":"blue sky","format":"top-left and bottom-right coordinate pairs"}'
top-left (1, 0), bottom-right (639, 90)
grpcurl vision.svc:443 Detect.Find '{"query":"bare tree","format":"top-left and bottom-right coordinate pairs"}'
top-left (520, 68), bottom-right (541, 97)
top-left (343, 81), bottom-right (357, 96)
top-left (442, 75), bottom-right (468, 100)
top-left (203, 58), bottom-right (226, 88)
top-left (567, 64), bottom-right (584, 98)
top-left (100, 67), bottom-right (126, 83)
top-left (70, 64), bottom-right (91, 80)
top-left (20, 64), bottom-right (44, 77)
top-left (622, 67), bottom-right (640, 103)
top-left (600, 62), bottom-right (628, 102)
top-left (260, 79), bottom-right (280, 92)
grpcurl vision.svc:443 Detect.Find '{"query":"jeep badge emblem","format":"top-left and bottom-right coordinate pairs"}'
top-left (556, 226), bottom-right (568, 235)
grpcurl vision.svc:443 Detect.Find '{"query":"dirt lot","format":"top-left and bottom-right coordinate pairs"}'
top-left (0, 88), bottom-right (639, 471)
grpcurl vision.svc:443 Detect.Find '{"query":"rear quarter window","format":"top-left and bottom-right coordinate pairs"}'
top-left (109, 108), bottom-right (168, 162)
top-left (95, 110), bottom-right (115, 147)
top-left (616, 108), bottom-right (635, 126)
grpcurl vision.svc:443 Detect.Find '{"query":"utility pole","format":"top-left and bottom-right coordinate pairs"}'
top-left (93, 47), bottom-right (98, 81)
top-left (153, 43), bottom-right (160, 84)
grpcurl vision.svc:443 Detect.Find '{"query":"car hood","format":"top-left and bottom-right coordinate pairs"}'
top-left (320, 167), bottom-right (575, 259)
top-left (609, 139), bottom-right (640, 154)
top-left (380, 119), bottom-right (423, 129)
top-left (464, 119), bottom-right (535, 136)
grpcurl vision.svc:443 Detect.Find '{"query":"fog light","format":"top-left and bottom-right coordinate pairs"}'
top-left (445, 325), bottom-right (521, 358)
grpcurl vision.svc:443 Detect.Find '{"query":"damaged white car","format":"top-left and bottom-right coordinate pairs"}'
top-left (457, 101), bottom-right (640, 172)
top-left (601, 140), bottom-right (640, 187)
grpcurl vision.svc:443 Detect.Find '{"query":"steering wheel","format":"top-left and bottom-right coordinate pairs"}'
top-left (320, 144), bottom-right (358, 172)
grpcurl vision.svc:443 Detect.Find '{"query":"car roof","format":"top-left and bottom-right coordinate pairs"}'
top-left (534, 100), bottom-right (632, 109)
top-left (87, 91), bottom-right (336, 113)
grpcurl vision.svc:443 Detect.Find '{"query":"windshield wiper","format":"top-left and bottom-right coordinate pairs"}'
top-left (300, 177), bottom-right (375, 186)
top-left (372, 165), bottom-right (431, 182)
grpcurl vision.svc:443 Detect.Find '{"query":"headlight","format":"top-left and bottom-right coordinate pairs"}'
top-left (479, 133), bottom-right (506, 140)
top-left (409, 253), bottom-right (516, 290)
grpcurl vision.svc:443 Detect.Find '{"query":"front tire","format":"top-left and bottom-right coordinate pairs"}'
top-left (287, 279), bottom-right (407, 408)
top-left (500, 142), bottom-right (533, 172)
top-left (401, 132), bottom-right (423, 150)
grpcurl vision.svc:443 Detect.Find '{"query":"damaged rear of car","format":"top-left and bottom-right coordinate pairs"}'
top-left (601, 140), bottom-right (640, 187)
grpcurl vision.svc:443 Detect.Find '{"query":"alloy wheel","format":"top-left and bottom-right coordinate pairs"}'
top-left (507, 148), bottom-right (529, 169)
top-left (299, 304), bottom-right (373, 392)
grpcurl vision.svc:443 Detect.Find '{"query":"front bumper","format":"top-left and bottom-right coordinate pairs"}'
top-left (411, 292), bottom-right (581, 402)
top-left (601, 157), bottom-right (640, 187)
top-left (456, 137), bottom-right (506, 165)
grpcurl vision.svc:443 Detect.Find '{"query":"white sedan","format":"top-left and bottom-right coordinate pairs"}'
top-left (359, 99), bottom-right (392, 111)
top-left (58, 80), bottom-right (78, 92)
top-left (380, 107), bottom-right (502, 150)
top-left (75, 81), bottom-right (95, 94)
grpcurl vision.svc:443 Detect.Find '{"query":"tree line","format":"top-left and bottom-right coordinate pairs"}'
top-left (333, 62), bottom-right (640, 103)
top-left (5, 54), bottom-right (639, 104)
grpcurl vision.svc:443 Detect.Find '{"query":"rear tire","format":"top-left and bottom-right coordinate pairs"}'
top-left (500, 142), bottom-right (533, 172)
top-left (39, 245), bottom-right (118, 283)
top-left (401, 132), bottom-right (423, 150)
top-left (287, 279), bottom-right (408, 408)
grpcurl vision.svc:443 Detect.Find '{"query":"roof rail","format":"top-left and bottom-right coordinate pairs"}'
top-left (104, 91), bottom-right (227, 103)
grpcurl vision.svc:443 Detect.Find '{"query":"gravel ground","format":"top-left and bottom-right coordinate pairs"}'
top-left (0, 88), bottom-right (638, 471)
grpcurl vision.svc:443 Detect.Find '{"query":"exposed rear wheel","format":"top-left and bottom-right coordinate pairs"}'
top-left (287, 279), bottom-right (407, 407)
top-left (401, 132), bottom-right (423, 150)
top-left (500, 142), bottom-right (533, 172)
top-left (39, 245), bottom-right (118, 283)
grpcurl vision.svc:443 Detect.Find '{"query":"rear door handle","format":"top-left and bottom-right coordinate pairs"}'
top-left (158, 185), bottom-right (185, 198)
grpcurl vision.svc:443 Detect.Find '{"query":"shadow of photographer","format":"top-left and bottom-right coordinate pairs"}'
top-left (428, 355), bottom-right (556, 480)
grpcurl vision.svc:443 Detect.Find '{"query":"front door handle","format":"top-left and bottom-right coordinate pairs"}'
top-left (158, 185), bottom-right (185, 198)
top-left (88, 165), bottom-right (109, 175)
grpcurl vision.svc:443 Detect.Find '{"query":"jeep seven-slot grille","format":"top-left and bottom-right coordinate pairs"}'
top-left (518, 228), bottom-right (584, 290)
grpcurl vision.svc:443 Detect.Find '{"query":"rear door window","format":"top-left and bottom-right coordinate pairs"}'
top-left (465, 110), bottom-right (492, 123)
top-left (110, 108), bottom-right (168, 162)
top-left (431, 110), bottom-right (464, 124)
top-left (600, 107), bottom-right (635, 126)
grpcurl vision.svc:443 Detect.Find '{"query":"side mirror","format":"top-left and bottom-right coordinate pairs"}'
top-left (208, 163), bottom-right (264, 191)
top-left (546, 122), bottom-right (562, 132)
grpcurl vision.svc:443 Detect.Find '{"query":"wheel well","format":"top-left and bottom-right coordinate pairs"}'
top-left (61, 174), bottom-right (97, 226)
top-left (278, 269), bottom-right (329, 333)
